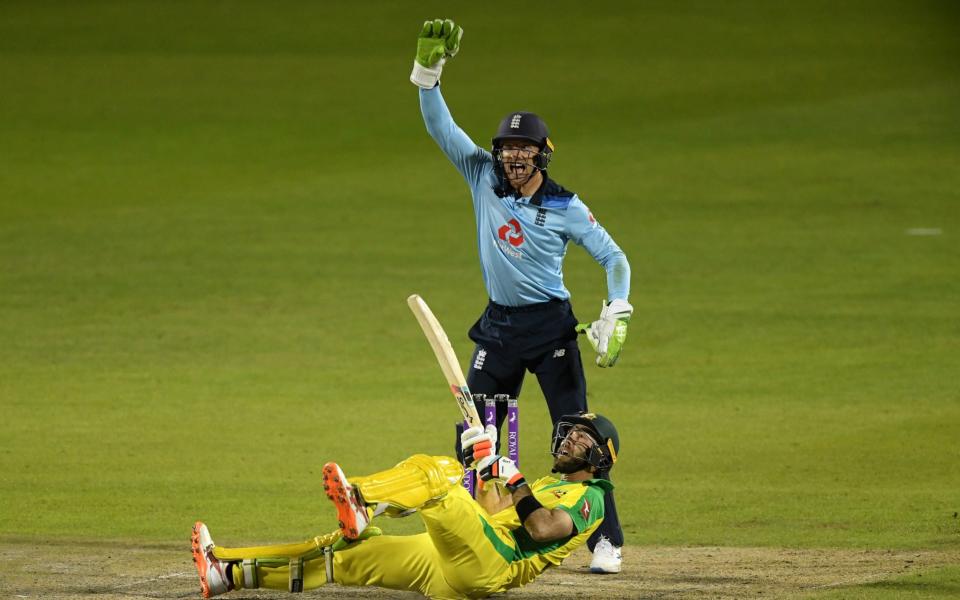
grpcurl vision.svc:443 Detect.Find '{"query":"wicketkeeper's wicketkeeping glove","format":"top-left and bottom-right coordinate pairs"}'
top-left (576, 298), bottom-right (633, 367)
top-left (410, 18), bottom-right (463, 89)
top-left (477, 455), bottom-right (527, 492)
top-left (459, 424), bottom-right (497, 468)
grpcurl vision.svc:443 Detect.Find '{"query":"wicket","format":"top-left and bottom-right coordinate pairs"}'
top-left (457, 394), bottom-right (519, 497)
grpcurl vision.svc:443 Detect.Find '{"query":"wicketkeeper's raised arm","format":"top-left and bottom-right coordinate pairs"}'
top-left (410, 19), bottom-right (488, 185)
top-left (410, 18), bottom-right (462, 90)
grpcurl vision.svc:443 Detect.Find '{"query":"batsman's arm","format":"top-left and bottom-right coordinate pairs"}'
top-left (477, 455), bottom-right (577, 542)
top-left (475, 479), bottom-right (513, 515)
top-left (510, 485), bottom-right (577, 542)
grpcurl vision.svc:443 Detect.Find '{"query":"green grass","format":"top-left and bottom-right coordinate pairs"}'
top-left (1, 0), bottom-right (958, 552)
top-left (807, 565), bottom-right (960, 599)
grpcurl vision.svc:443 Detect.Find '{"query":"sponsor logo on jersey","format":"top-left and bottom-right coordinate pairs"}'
top-left (580, 498), bottom-right (591, 520)
top-left (497, 218), bottom-right (525, 259)
top-left (497, 218), bottom-right (524, 247)
top-left (497, 239), bottom-right (523, 259)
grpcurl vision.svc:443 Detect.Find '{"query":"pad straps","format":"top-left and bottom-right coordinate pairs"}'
top-left (324, 545), bottom-right (335, 584)
top-left (288, 557), bottom-right (303, 593)
top-left (241, 559), bottom-right (258, 589)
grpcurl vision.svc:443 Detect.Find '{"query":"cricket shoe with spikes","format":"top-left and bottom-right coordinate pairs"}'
top-left (191, 521), bottom-right (234, 598)
top-left (322, 462), bottom-right (370, 540)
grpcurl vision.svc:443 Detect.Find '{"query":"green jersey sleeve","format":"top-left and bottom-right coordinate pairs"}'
top-left (563, 484), bottom-right (606, 533)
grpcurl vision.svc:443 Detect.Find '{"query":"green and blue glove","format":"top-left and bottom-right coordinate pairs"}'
top-left (410, 18), bottom-right (463, 89)
top-left (576, 299), bottom-right (633, 368)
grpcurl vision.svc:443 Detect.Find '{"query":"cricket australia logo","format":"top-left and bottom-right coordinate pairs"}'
top-left (510, 114), bottom-right (522, 128)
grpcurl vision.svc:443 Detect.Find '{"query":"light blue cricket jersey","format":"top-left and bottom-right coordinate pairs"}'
top-left (420, 86), bottom-right (630, 307)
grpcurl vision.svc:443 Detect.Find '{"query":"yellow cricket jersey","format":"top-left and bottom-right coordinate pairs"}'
top-left (485, 476), bottom-right (614, 590)
top-left (219, 468), bottom-right (614, 600)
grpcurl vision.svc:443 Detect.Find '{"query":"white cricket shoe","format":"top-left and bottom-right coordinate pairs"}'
top-left (191, 521), bottom-right (234, 598)
top-left (590, 535), bottom-right (622, 574)
top-left (322, 462), bottom-right (370, 539)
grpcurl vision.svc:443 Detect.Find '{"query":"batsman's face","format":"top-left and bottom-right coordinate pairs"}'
top-left (500, 141), bottom-right (539, 187)
top-left (552, 425), bottom-right (597, 472)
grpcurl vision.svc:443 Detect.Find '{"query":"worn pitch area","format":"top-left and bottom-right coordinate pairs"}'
top-left (2, 539), bottom-right (957, 599)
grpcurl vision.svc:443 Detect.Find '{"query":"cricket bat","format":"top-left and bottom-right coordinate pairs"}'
top-left (407, 294), bottom-right (482, 429)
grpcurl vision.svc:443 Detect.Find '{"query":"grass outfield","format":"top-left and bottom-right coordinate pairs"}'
top-left (1, 0), bottom-right (958, 597)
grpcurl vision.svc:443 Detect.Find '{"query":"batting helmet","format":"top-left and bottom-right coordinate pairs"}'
top-left (491, 111), bottom-right (554, 172)
top-left (551, 412), bottom-right (620, 471)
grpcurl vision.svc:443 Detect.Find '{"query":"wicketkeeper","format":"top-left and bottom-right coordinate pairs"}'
top-left (412, 19), bottom-right (632, 572)
top-left (192, 413), bottom-right (620, 599)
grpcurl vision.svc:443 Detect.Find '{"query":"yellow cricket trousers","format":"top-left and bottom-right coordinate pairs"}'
top-left (241, 486), bottom-right (517, 599)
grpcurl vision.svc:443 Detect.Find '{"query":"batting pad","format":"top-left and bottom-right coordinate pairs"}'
top-left (353, 454), bottom-right (464, 511)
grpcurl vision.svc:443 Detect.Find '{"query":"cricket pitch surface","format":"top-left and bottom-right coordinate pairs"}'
top-left (2, 538), bottom-right (957, 599)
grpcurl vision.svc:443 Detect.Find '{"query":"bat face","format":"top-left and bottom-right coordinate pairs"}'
top-left (408, 294), bottom-right (482, 428)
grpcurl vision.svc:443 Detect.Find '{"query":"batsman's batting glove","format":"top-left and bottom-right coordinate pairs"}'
top-left (459, 424), bottom-right (497, 468)
top-left (477, 455), bottom-right (527, 492)
top-left (576, 298), bottom-right (633, 368)
top-left (410, 18), bottom-right (463, 89)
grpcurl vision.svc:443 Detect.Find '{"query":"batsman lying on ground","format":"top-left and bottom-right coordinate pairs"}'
top-left (191, 412), bottom-right (620, 599)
